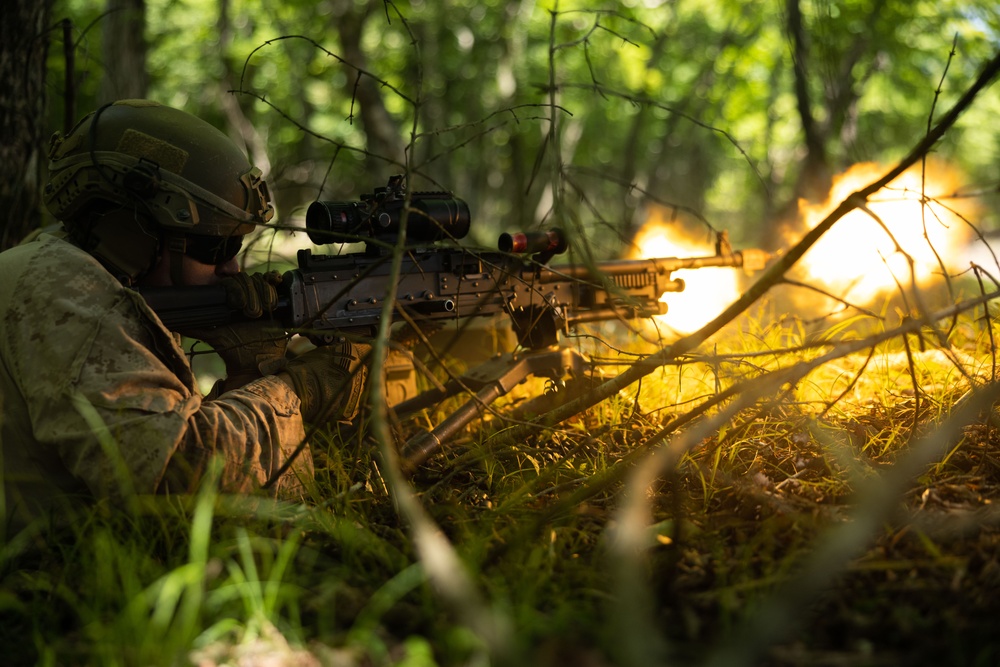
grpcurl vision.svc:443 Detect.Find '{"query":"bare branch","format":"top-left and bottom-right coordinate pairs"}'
top-left (508, 46), bottom-right (1000, 442)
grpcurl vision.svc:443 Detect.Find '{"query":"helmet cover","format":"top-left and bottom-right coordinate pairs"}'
top-left (44, 99), bottom-right (273, 239)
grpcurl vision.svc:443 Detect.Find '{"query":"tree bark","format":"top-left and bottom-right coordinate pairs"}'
top-left (0, 0), bottom-right (52, 249)
top-left (333, 6), bottom-right (406, 171)
top-left (99, 0), bottom-right (148, 103)
top-left (785, 0), bottom-right (828, 204)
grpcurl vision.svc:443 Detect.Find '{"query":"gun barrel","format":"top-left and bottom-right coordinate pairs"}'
top-left (540, 247), bottom-right (769, 284)
top-left (649, 248), bottom-right (770, 273)
top-left (737, 248), bottom-right (771, 272)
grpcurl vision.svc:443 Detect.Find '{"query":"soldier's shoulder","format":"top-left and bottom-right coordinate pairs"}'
top-left (0, 234), bottom-right (131, 335)
top-left (2, 234), bottom-right (121, 293)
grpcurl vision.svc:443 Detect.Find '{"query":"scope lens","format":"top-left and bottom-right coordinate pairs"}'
top-left (305, 201), bottom-right (364, 245)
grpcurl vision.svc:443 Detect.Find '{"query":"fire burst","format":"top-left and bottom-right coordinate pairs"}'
top-left (628, 210), bottom-right (743, 334)
top-left (629, 160), bottom-right (976, 335)
top-left (791, 161), bottom-right (975, 307)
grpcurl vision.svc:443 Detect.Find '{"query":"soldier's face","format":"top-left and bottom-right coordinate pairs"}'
top-left (139, 246), bottom-right (240, 287)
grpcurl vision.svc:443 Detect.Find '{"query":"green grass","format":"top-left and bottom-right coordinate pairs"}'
top-left (4, 309), bottom-right (1000, 666)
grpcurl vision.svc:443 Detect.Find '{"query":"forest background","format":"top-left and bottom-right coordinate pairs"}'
top-left (6, 0), bottom-right (1000, 254)
top-left (5, 1), bottom-right (1000, 666)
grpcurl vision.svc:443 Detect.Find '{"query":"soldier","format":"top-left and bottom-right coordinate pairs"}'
top-left (0, 99), bottom-right (366, 530)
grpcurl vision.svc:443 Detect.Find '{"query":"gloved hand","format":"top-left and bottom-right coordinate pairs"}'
top-left (282, 341), bottom-right (369, 424)
top-left (187, 272), bottom-right (289, 392)
top-left (221, 271), bottom-right (282, 318)
top-left (198, 322), bottom-right (288, 391)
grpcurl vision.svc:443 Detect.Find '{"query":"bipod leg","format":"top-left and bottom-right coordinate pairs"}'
top-left (390, 379), bottom-right (464, 419)
top-left (398, 347), bottom-right (591, 473)
top-left (400, 382), bottom-right (507, 473)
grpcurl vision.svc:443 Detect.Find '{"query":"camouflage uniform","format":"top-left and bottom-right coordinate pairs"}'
top-left (0, 234), bottom-right (312, 529)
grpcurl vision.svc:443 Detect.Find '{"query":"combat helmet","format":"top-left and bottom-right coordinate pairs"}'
top-left (44, 99), bottom-right (273, 284)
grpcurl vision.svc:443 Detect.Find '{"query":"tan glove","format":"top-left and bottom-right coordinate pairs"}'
top-left (221, 271), bottom-right (282, 318)
top-left (187, 272), bottom-right (288, 392)
top-left (199, 322), bottom-right (288, 392)
top-left (283, 341), bottom-right (369, 424)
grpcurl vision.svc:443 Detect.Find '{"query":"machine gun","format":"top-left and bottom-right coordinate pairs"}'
top-left (142, 176), bottom-right (770, 469)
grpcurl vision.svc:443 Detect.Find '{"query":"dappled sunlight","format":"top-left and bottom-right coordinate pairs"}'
top-left (623, 328), bottom-right (988, 428)
top-left (796, 346), bottom-right (982, 415)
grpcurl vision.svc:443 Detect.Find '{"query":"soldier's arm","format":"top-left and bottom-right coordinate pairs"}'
top-left (3, 239), bottom-right (312, 507)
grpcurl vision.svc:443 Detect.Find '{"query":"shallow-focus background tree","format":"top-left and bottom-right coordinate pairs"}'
top-left (16, 0), bottom-right (1000, 255)
top-left (99, 0), bottom-right (148, 102)
top-left (1, 0), bottom-right (53, 249)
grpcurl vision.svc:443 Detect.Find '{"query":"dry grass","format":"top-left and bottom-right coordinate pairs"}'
top-left (4, 308), bottom-right (1000, 666)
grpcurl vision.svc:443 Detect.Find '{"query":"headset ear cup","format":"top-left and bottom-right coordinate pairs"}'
top-left (78, 212), bottom-right (161, 285)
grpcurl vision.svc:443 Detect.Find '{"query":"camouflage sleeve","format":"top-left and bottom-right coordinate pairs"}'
top-left (163, 375), bottom-right (312, 498)
top-left (2, 237), bottom-right (312, 504)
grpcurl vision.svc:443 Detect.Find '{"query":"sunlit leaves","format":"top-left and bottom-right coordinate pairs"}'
top-left (48, 0), bottom-right (1000, 244)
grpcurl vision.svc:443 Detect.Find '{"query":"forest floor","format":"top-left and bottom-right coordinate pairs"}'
top-left (3, 318), bottom-right (1000, 666)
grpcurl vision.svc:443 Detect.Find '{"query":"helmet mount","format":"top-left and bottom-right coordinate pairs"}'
top-left (121, 158), bottom-right (162, 199)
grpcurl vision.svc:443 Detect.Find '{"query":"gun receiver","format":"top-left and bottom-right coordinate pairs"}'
top-left (140, 177), bottom-right (771, 468)
top-left (142, 176), bottom-right (769, 351)
top-left (144, 232), bottom-right (765, 350)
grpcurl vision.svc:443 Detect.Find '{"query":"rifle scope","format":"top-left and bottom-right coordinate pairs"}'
top-left (305, 175), bottom-right (471, 246)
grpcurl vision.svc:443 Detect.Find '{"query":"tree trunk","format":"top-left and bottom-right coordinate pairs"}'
top-left (0, 0), bottom-right (52, 249)
top-left (99, 0), bottom-right (148, 103)
top-left (216, 0), bottom-right (271, 176)
top-left (333, 6), bottom-right (406, 172)
top-left (785, 0), bottom-right (829, 205)
top-left (761, 0), bottom-right (888, 249)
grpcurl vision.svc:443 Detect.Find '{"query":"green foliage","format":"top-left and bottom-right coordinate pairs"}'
top-left (23, 2), bottom-right (1000, 665)
top-left (5, 313), bottom-right (1000, 665)
top-left (45, 0), bottom-right (1000, 251)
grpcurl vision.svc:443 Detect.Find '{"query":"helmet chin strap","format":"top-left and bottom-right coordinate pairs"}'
top-left (165, 233), bottom-right (188, 286)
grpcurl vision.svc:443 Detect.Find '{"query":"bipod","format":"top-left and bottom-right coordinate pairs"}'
top-left (395, 346), bottom-right (591, 473)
